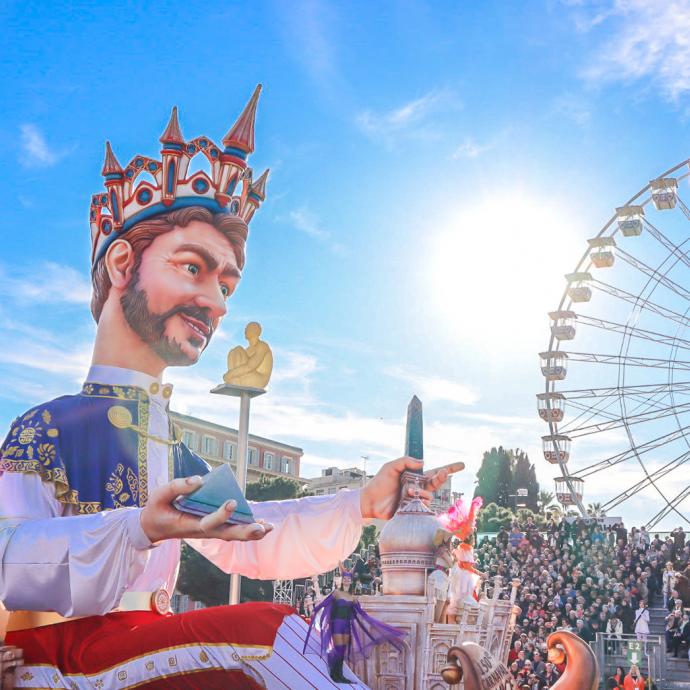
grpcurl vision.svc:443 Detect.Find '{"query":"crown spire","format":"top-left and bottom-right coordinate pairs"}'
top-left (159, 106), bottom-right (185, 144)
top-left (101, 141), bottom-right (123, 175)
top-left (223, 84), bottom-right (262, 153)
top-left (250, 168), bottom-right (269, 200)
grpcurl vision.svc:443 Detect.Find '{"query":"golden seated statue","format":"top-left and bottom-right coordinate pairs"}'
top-left (223, 322), bottom-right (273, 390)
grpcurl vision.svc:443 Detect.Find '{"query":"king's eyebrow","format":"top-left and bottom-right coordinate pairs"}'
top-left (176, 243), bottom-right (241, 278)
top-left (176, 243), bottom-right (218, 270)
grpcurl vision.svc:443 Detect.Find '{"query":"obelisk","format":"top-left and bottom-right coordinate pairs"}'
top-left (377, 395), bottom-right (437, 595)
top-left (405, 395), bottom-right (424, 463)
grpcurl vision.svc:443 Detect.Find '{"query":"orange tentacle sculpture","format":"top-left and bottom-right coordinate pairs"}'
top-left (547, 630), bottom-right (599, 690)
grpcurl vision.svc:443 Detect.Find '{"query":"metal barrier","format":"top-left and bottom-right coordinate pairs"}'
top-left (594, 632), bottom-right (666, 687)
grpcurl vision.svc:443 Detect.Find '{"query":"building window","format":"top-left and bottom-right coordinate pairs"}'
top-left (315, 489), bottom-right (324, 495)
top-left (248, 447), bottom-right (257, 465)
top-left (328, 487), bottom-right (337, 494)
top-left (282, 456), bottom-right (292, 474)
top-left (264, 451), bottom-right (274, 470)
top-left (223, 441), bottom-right (235, 461)
top-left (182, 430), bottom-right (196, 450)
top-left (202, 435), bottom-right (218, 456)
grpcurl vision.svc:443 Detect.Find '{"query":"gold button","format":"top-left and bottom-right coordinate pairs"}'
top-left (162, 385), bottom-right (173, 399)
top-left (149, 382), bottom-right (160, 395)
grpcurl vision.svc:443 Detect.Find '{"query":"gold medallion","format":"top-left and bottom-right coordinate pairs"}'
top-left (18, 427), bottom-right (36, 444)
top-left (107, 405), bottom-right (133, 430)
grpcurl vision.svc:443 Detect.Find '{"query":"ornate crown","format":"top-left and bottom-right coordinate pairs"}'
top-left (89, 84), bottom-right (268, 266)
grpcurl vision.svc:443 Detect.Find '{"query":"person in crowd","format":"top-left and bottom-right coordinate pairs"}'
top-left (633, 600), bottom-right (650, 641)
top-left (610, 665), bottom-right (625, 690)
top-left (666, 608), bottom-right (685, 656)
top-left (663, 561), bottom-right (676, 608)
top-left (623, 664), bottom-right (645, 690)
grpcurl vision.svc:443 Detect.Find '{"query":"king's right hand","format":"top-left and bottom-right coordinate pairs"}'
top-left (140, 475), bottom-right (274, 544)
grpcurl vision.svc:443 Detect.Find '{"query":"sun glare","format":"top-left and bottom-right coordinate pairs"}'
top-left (425, 192), bottom-right (582, 353)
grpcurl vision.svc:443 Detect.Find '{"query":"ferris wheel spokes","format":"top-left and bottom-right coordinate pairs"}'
top-left (603, 450), bottom-right (690, 510)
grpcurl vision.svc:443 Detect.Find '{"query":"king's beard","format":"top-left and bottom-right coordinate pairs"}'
top-left (120, 272), bottom-right (213, 366)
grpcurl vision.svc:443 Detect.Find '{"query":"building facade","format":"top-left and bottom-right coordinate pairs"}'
top-left (307, 467), bottom-right (453, 513)
top-left (171, 411), bottom-right (304, 483)
top-left (307, 466), bottom-right (369, 495)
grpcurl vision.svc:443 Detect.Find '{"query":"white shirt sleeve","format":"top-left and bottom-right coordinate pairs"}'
top-left (0, 471), bottom-right (153, 616)
top-left (186, 489), bottom-right (364, 580)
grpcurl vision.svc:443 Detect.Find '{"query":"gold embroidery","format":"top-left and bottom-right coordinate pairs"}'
top-left (22, 409), bottom-right (37, 421)
top-left (26, 445), bottom-right (34, 460)
top-left (117, 670), bottom-right (128, 681)
top-left (145, 661), bottom-right (155, 672)
top-left (168, 655), bottom-right (178, 667)
top-left (126, 466), bottom-right (139, 503)
top-left (94, 679), bottom-right (104, 689)
top-left (37, 443), bottom-right (55, 465)
top-left (42, 409), bottom-right (52, 424)
top-left (18, 426), bottom-right (36, 444)
top-left (20, 671), bottom-right (34, 681)
top-left (47, 428), bottom-right (59, 437)
top-left (108, 405), bottom-right (133, 429)
top-left (106, 463), bottom-right (134, 507)
top-left (199, 650), bottom-right (210, 663)
top-left (138, 396), bottom-right (149, 506)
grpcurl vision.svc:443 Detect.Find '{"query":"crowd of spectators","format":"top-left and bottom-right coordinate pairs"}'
top-left (476, 518), bottom-right (690, 689)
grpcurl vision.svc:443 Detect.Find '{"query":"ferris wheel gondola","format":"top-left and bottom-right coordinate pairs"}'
top-left (538, 158), bottom-right (690, 529)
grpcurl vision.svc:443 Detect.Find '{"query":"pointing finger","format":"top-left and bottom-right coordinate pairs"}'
top-left (423, 462), bottom-right (465, 478)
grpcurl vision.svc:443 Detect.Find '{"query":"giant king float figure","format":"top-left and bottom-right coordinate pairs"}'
top-left (0, 86), bottom-right (458, 689)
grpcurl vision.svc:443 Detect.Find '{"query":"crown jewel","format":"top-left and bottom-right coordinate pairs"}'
top-left (89, 84), bottom-right (268, 266)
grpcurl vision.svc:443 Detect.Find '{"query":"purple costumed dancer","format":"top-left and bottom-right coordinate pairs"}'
top-left (304, 570), bottom-right (406, 684)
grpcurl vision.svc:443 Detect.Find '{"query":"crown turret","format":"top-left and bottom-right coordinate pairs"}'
top-left (242, 169), bottom-right (269, 223)
top-left (89, 88), bottom-right (268, 267)
top-left (101, 141), bottom-right (123, 175)
top-left (222, 84), bottom-right (262, 154)
top-left (159, 106), bottom-right (185, 145)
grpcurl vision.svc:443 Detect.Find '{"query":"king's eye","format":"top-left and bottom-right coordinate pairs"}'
top-left (184, 263), bottom-right (200, 276)
top-left (220, 284), bottom-right (230, 299)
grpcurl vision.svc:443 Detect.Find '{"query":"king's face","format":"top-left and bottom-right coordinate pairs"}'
top-left (130, 220), bottom-right (242, 365)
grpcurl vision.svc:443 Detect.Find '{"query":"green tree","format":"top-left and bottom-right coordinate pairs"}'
top-left (538, 491), bottom-right (556, 513)
top-left (511, 450), bottom-right (539, 512)
top-left (587, 502), bottom-right (606, 518)
top-left (356, 524), bottom-right (379, 555)
top-left (474, 447), bottom-right (512, 507)
top-left (177, 474), bottom-right (312, 606)
top-left (246, 475), bottom-right (312, 501)
top-left (476, 502), bottom-right (515, 532)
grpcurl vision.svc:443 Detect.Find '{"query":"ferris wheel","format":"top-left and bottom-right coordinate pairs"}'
top-left (538, 159), bottom-right (690, 530)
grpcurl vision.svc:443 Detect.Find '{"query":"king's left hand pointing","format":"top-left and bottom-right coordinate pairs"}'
top-left (359, 457), bottom-right (465, 520)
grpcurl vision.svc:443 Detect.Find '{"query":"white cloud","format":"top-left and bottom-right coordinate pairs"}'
top-left (19, 124), bottom-right (59, 168)
top-left (452, 137), bottom-right (494, 159)
top-left (385, 366), bottom-right (479, 406)
top-left (356, 89), bottom-right (461, 146)
top-left (0, 261), bottom-right (91, 305)
top-left (288, 207), bottom-right (330, 240)
top-left (551, 93), bottom-right (592, 126)
top-left (0, 340), bottom-right (92, 381)
top-left (575, 0), bottom-right (690, 101)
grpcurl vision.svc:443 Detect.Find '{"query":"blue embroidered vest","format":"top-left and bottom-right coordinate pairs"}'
top-left (0, 383), bottom-right (209, 514)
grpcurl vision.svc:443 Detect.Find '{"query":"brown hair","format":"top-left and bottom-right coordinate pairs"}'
top-left (90, 207), bottom-right (248, 322)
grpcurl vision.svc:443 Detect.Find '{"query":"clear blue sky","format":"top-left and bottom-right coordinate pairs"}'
top-left (2, 0), bottom-right (690, 529)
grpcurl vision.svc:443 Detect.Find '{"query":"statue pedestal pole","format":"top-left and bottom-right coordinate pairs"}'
top-left (211, 383), bottom-right (266, 605)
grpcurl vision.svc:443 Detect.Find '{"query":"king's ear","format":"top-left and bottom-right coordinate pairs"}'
top-left (105, 239), bottom-right (136, 288)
